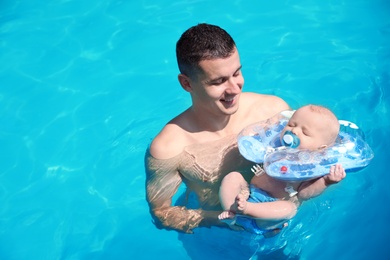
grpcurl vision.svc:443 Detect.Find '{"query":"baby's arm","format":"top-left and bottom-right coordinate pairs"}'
top-left (298, 164), bottom-right (346, 200)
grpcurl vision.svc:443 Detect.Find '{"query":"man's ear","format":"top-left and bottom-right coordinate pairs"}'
top-left (178, 74), bottom-right (192, 92)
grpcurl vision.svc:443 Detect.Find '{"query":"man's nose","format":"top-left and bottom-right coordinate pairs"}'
top-left (226, 78), bottom-right (241, 94)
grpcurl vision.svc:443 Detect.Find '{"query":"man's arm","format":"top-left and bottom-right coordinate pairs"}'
top-left (145, 152), bottom-right (224, 233)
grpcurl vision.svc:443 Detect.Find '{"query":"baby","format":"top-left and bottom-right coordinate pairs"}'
top-left (218, 105), bottom-right (346, 235)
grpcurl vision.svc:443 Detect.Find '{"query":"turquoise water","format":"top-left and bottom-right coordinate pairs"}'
top-left (1, 0), bottom-right (389, 259)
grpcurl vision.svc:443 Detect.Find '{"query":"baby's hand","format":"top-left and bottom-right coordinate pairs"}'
top-left (236, 193), bottom-right (248, 213)
top-left (324, 164), bottom-right (346, 185)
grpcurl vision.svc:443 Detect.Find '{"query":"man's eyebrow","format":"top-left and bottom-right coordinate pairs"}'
top-left (207, 65), bottom-right (243, 83)
top-left (234, 65), bottom-right (243, 73)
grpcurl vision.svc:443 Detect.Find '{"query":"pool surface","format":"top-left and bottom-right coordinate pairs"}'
top-left (1, 0), bottom-right (389, 259)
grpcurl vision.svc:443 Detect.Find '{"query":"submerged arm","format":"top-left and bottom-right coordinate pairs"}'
top-left (145, 152), bottom-right (223, 233)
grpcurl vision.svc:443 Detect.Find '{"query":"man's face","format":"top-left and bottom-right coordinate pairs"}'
top-left (188, 48), bottom-right (244, 116)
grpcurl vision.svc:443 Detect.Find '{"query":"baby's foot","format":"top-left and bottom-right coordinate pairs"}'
top-left (218, 211), bottom-right (239, 228)
top-left (218, 210), bottom-right (235, 220)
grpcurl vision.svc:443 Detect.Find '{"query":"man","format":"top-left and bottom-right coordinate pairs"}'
top-left (145, 23), bottom-right (289, 233)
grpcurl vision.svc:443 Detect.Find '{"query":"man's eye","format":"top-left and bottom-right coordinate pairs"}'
top-left (211, 79), bottom-right (225, 85)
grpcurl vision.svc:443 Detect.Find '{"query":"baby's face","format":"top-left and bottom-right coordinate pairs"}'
top-left (281, 107), bottom-right (331, 150)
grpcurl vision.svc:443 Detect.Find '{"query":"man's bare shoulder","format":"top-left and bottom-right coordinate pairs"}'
top-left (149, 115), bottom-right (193, 160)
top-left (241, 92), bottom-right (289, 109)
top-left (149, 124), bottom-right (186, 160)
top-left (240, 92), bottom-right (290, 120)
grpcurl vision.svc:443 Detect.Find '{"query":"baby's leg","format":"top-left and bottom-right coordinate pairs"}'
top-left (218, 192), bottom-right (249, 220)
top-left (219, 171), bottom-right (249, 212)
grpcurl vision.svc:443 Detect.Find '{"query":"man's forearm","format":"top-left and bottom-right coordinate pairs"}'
top-left (152, 206), bottom-right (225, 233)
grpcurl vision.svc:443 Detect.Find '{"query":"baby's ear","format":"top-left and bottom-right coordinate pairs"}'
top-left (318, 145), bottom-right (328, 150)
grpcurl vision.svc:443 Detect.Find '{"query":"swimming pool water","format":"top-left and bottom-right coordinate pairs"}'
top-left (1, 0), bottom-right (389, 259)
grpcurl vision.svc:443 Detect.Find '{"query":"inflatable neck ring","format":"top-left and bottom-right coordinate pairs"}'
top-left (237, 110), bottom-right (374, 182)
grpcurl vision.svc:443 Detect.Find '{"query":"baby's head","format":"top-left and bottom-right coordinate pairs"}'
top-left (281, 105), bottom-right (339, 150)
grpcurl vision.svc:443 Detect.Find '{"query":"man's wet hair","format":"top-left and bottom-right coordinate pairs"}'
top-left (176, 23), bottom-right (236, 77)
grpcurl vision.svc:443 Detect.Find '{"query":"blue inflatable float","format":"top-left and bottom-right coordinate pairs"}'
top-left (237, 110), bottom-right (374, 182)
